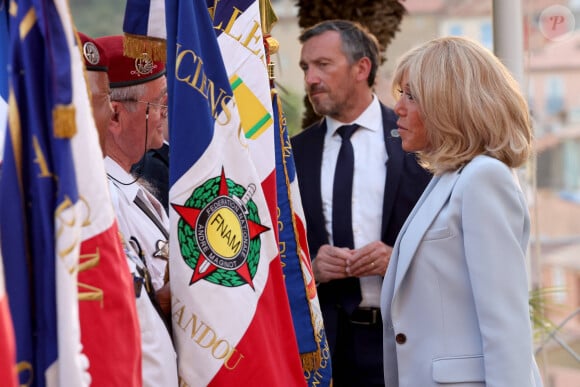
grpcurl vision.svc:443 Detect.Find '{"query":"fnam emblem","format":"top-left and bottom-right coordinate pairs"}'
top-left (172, 167), bottom-right (269, 289)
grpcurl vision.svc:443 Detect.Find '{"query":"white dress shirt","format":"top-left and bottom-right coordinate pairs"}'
top-left (123, 241), bottom-right (178, 387)
top-left (321, 95), bottom-right (386, 307)
top-left (105, 157), bottom-right (177, 386)
top-left (104, 157), bottom-right (169, 291)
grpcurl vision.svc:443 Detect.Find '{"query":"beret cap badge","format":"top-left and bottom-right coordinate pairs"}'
top-left (95, 34), bottom-right (166, 88)
top-left (82, 42), bottom-right (100, 66)
top-left (78, 32), bottom-right (108, 72)
top-left (133, 53), bottom-right (156, 76)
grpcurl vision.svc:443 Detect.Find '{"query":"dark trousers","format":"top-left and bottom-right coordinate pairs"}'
top-left (332, 306), bottom-right (385, 387)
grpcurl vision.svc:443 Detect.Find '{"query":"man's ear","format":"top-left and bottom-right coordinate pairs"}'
top-left (108, 101), bottom-right (123, 134)
top-left (356, 56), bottom-right (372, 82)
top-left (111, 101), bottom-right (121, 122)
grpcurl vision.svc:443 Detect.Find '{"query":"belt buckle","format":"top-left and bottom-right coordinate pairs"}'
top-left (350, 307), bottom-right (379, 326)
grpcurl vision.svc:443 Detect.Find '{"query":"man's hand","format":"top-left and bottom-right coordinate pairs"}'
top-left (156, 282), bottom-right (171, 318)
top-left (346, 241), bottom-right (392, 277)
top-left (312, 244), bottom-right (353, 284)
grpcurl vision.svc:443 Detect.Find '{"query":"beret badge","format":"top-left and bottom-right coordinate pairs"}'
top-left (82, 42), bottom-right (100, 66)
top-left (133, 53), bottom-right (157, 76)
top-left (96, 35), bottom-right (165, 88)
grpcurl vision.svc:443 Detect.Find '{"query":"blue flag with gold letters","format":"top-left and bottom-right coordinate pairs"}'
top-left (0, 1), bottom-right (9, 159)
top-left (0, 3), bottom-right (18, 386)
top-left (1, 0), bottom-right (87, 385)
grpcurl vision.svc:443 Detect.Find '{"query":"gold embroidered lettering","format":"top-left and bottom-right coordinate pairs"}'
top-left (174, 45), bottom-right (233, 125)
top-left (172, 297), bottom-right (244, 370)
top-left (16, 361), bottom-right (33, 387)
top-left (32, 136), bottom-right (52, 178)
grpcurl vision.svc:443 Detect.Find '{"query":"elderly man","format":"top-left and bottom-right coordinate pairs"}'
top-left (92, 34), bottom-right (177, 387)
top-left (77, 31), bottom-right (142, 387)
top-left (78, 32), bottom-right (113, 152)
top-left (95, 35), bottom-right (169, 293)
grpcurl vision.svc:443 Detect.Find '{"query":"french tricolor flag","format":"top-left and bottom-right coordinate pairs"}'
top-left (0, 6), bottom-right (19, 387)
top-left (0, 257), bottom-right (17, 387)
top-left (0, 1), bottom-right (140, 385)
top-left (164, 0), bottom-right (304, 385)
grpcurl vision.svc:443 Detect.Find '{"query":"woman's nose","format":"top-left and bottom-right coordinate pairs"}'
top-left (394, 98), bottom-right (405, 116)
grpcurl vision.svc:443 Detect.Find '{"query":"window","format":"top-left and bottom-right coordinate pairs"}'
top-left (480, 22), bottom-right (492, 49)
top-left (545, 76), bottom-right (565, 116)
top-left (551, 266), bottom-right (567, 304)
top-left (449, 24), bottom-right (463, 36)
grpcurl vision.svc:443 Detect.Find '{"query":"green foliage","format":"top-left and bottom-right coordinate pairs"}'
top-left (275, 82), bottom-right (305, 136)
top-left (69, 0), bottom-right (125, 37)
top-left (529, 286), bottom-right (567, 340)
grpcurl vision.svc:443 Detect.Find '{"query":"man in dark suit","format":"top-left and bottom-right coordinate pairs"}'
top-left (291, 20), bottom-right (431, 386)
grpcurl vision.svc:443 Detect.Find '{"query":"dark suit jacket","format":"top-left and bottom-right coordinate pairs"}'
top-left (132, 142), bottom-right (169, 213)
top-left (291, 103), bottom-right (431, 352)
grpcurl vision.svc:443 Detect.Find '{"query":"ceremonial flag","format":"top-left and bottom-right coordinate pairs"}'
top-left (165, 0), bottom-right (304, 385)
top-left (122, 0), bottom-right (166, 61)
top-left (0, 3), bottom-right (8, 160)
top-left (71, 32), bottom-right (142, 387)
top-left (212, 1), bottom-right (332, 383)
top-left (210, 0), bottom-right (275, 177)
top-left (0, 253), bottom-right (17, 387)
top-left (273, 90), bottom-right (333, 385)
top-left (0, 0), bottom-right (93, 385)
top-left (0, 6), bottom-right (17, 386)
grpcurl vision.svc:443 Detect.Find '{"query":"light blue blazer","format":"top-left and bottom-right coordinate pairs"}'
top-left (381, 155), bottom-right (543, 387)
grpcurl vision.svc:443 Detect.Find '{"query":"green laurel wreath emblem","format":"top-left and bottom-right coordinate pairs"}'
top-left (177, 176), bottom-right (261, 287)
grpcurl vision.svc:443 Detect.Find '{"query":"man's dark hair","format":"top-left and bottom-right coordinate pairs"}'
top-left (299, 19), bottom-right (380, 87)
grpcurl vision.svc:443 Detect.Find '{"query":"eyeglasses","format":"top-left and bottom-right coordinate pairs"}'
top-left (136, 100), bottom-right (168, 111)
top-left (112, 98), bottom-right (168, 117)
top-left (137, 100), bottom-right (168, 119)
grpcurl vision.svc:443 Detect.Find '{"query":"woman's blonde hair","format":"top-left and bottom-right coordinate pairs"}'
top-left (391, 36), bottom-right (532, 175)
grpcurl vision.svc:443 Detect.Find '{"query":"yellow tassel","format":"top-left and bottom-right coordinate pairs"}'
top-left (301, 350), bottom-right (322, 372)
top-left (123, 33), bottom-right (166, 63)
top-left (53, 105), bottom-right (76, 138)
top-left (265, 35), bottom-right (279, 55)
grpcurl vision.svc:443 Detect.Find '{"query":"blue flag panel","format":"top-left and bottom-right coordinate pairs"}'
top-left (1, 1), bottom-right (77, 385)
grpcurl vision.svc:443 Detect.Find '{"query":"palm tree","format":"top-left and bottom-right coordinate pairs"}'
top-left (295, 0), bottom-right (407, 128)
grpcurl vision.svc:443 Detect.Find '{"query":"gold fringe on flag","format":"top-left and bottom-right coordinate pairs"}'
top-left (123, 33), bottom-right (166, 62)
top-left (53, 105), bottom-right (76, 138)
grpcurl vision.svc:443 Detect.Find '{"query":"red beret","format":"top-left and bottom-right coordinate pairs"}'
top-left (95, 35), bottom-right (165, 88)
top-left (78, 32), bottom-right (108, 72)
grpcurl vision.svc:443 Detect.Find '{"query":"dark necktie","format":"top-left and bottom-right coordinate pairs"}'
top-left (332, 124), bottom-right (358, 249)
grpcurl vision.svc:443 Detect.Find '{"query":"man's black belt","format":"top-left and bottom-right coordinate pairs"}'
top-left (350, 307), bottom-right (381, 326)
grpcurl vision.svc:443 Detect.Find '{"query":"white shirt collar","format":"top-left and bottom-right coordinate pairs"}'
top-left (104, 156), bottom-right (140, 201)
top-left (327, 95), bottom-right (382, 137)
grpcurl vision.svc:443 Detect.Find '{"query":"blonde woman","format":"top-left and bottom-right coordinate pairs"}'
top-left (381, 36), bottom-right (543, 386)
